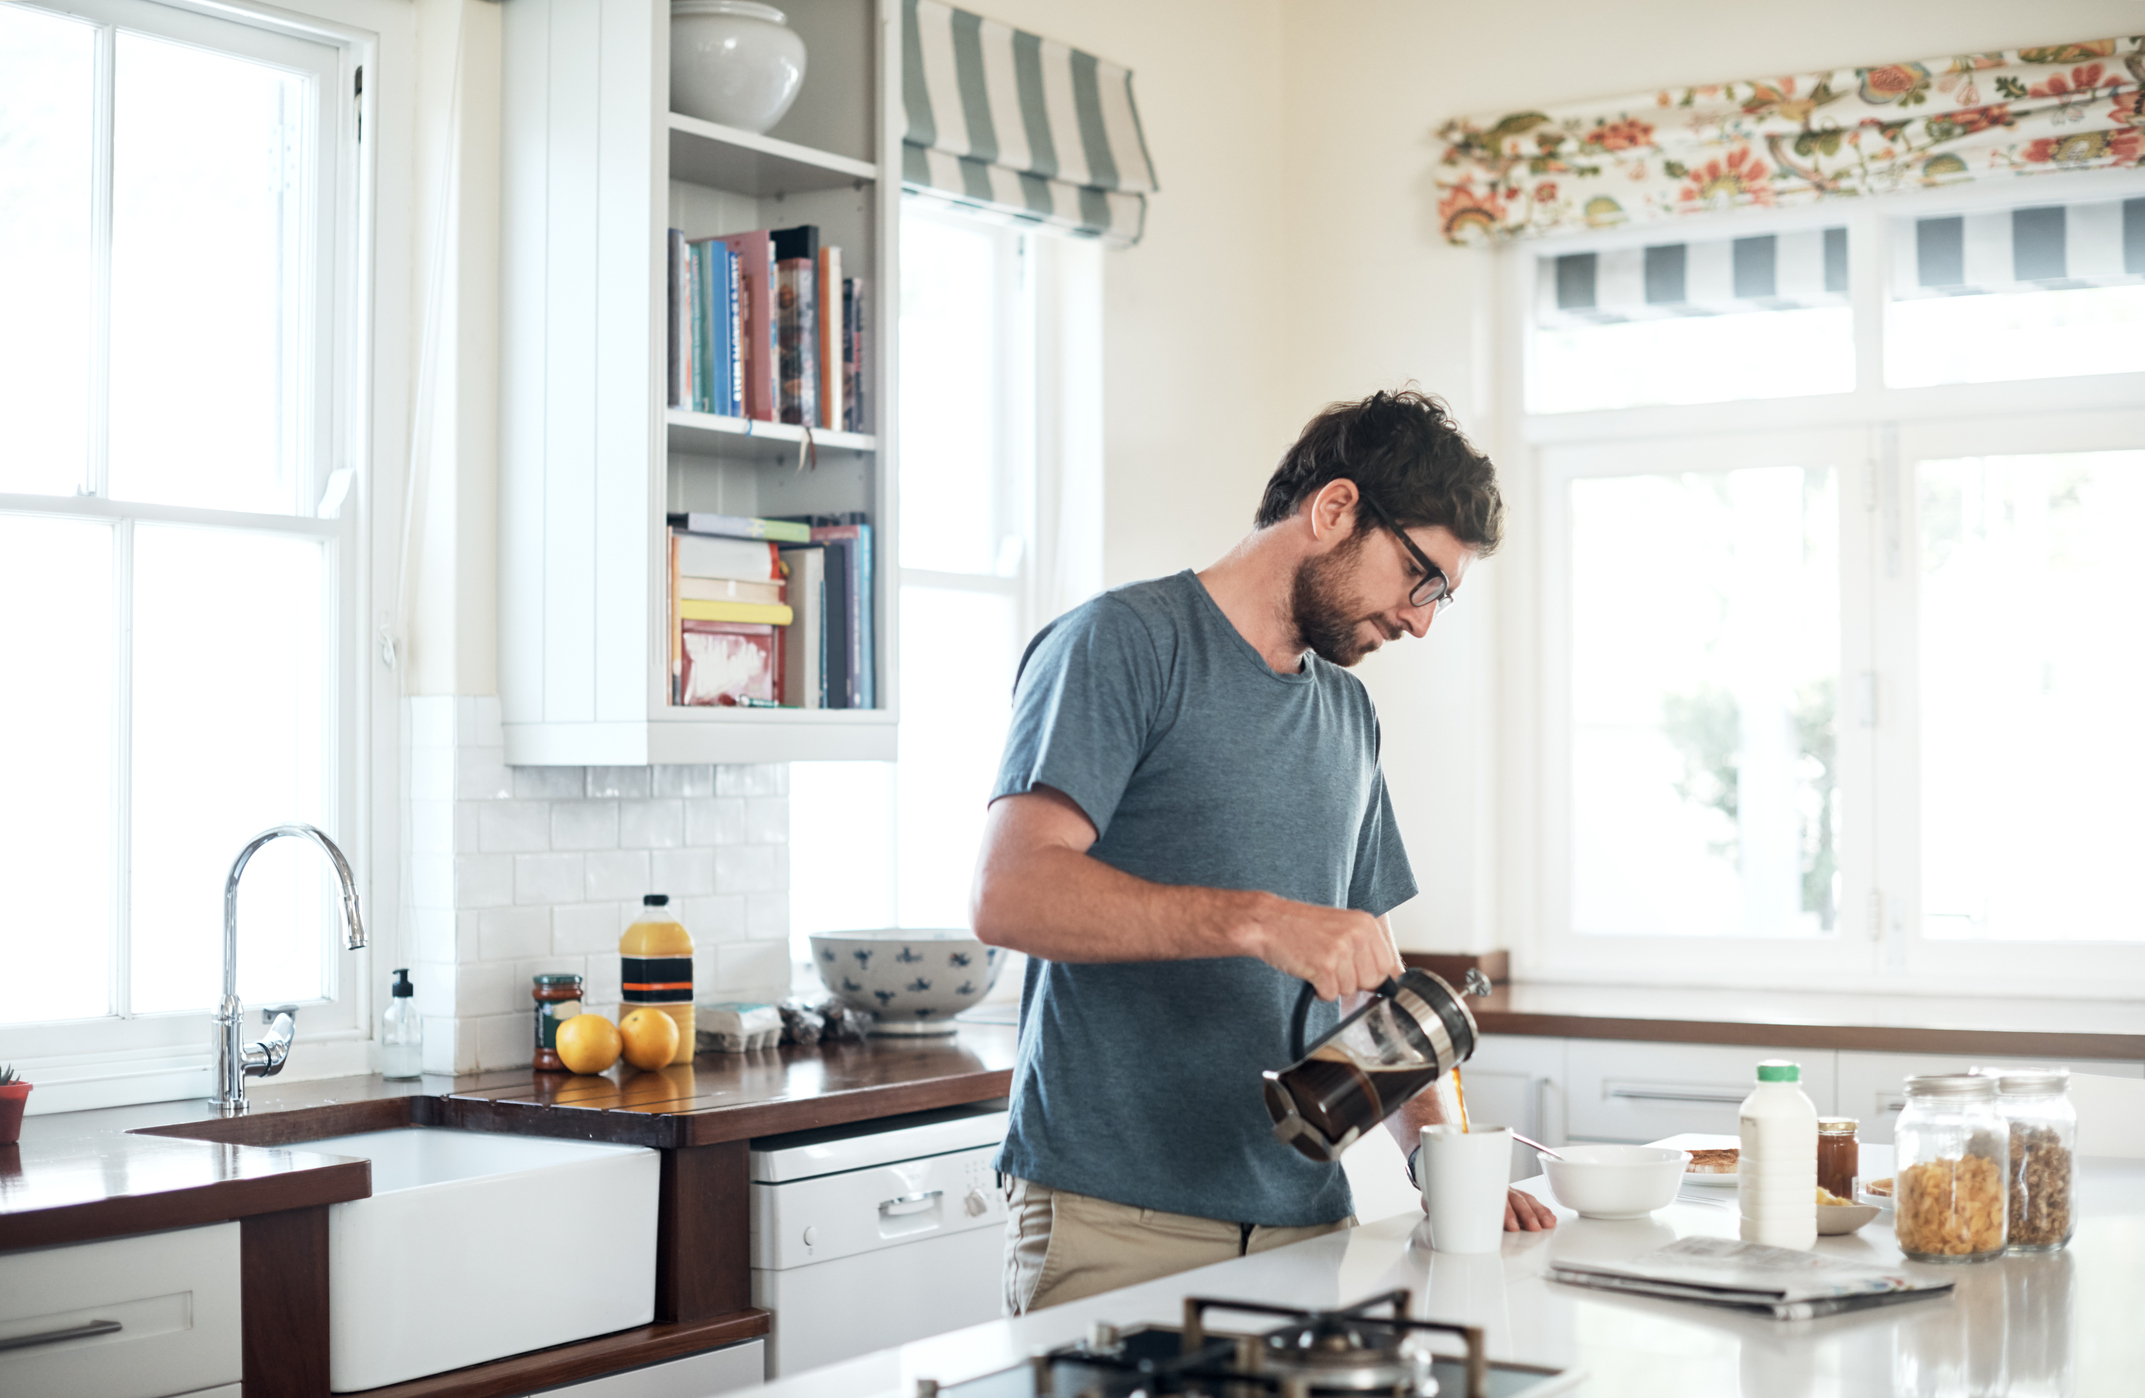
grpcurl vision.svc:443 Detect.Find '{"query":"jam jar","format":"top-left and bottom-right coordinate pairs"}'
top-left (1817, 1117), bottom-right (1859, 1200)
top-left (531, 973), bottom-right (585, 1072)
top-left (1893, 1074), bottom-right (2008, 1262)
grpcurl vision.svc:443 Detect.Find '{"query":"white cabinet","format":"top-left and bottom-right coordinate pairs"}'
top-left (0, 1223), bottom-right (240, 1398)
top-left (537, 1339), bottom-right (764, 1397)
top-left (1563, 1040), bottom-right (1839, 1143)
top-left (498, 0), bottom-right (900, 765)
top-left (1834, 1050), bottom-right (2142, 1144)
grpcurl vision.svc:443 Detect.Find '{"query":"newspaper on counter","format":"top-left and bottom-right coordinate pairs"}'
top-left (1548, 1236), bottom-right (1955, 1321)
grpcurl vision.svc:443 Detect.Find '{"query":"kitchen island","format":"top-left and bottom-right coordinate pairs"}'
top-left (736, 1155), bottom-right (2145, 1397)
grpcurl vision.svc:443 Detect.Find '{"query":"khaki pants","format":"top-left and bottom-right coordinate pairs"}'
top-left (1002, 1178), bottom-right (1355, 1314)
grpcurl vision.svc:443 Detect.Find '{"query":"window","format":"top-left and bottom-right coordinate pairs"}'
top-left (791, 202), bottom-right (1100, 960)
top-left (1523, 173), bottom-right (2145, 995)
top-left (0, 0), bottom-right (368, 1093)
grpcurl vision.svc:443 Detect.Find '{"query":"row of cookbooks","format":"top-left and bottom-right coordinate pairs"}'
top-left (668, 511), bottom-right (875, 710)
top-left (667, 223), bottom-right (866, 434)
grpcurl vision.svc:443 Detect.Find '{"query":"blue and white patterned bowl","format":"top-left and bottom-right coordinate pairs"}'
top-left (808, 929), bottom-right (1007, 1035)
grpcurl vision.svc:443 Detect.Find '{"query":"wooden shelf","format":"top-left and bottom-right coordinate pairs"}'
top-left (667, 112), bottom-right (876, 196)
top-left (665, 407), bottom-right (876, 461)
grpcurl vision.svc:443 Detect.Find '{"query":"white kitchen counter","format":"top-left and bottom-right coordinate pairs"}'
top-left (737, 1157), bottom-right (2145, 1397)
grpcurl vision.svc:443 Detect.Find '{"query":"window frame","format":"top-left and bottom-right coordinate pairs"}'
top-left (0, 0), bottom-right (408, 1109)
top-left (1506, 169), bottom-right (2145, 1001)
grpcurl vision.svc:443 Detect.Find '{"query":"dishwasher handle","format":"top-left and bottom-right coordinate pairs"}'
top-left (879, 1190), bottom-right (943, 1218)
top-left (0, 1319), bottom-right (124, 1353)
top-left (1607, 1086), bottom-right (1750, 1106)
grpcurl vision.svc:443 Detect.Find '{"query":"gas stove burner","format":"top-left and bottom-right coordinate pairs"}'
top-left (916, 1288), bottom-right (1573, 1398)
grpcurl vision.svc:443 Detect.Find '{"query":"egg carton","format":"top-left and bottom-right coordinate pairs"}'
top-left (696, 1001), bottom-right (784, 1053)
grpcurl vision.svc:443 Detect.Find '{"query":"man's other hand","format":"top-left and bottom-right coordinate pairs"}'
top-left (1238, 895), bottom-right (1402, 1001)
top-left (1505, 1186), bottom-right (1557, 1232)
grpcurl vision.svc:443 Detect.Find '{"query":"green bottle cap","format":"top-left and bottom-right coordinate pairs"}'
top-left (1756, 1060), bottom-right (1800, 1082)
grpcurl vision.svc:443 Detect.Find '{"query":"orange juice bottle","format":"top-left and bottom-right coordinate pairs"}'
top-left (620, 894), bottom-right (695, 1064)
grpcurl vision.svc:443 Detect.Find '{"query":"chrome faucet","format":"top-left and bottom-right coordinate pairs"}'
top-left (215, 824), bottom-right (368, 1117)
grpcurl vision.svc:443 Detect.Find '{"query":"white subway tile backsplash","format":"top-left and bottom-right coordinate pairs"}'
top-left (716, 763), bottom-right (784, 798)
top-left (454, 800), bottom-right (482, 853)
top-left (583, 849), bottom-right (651, 901)
top-left (408, 798), bottom-right (453, 856)
top-left (407, 695), bottom-right (457, 749)
top-left (650, 846), bottom-right (716, 897)
top-left (684, 798), bottom-right (745, 846)
top-left (679, 894), bottom-right (746, 943)
top-left (409, 909), bottom-right (458, 964)
top-left (423, 1016), bottom-right (475, 1075)
top-left (745, 893), bottom-right (790, 940)
top-left (409, 745), bottom-right (454, 801)
top-left (459, 694), bottom-right (505, 749)
top-left (515, 851), bottom-right (586, 905)
top-left (619, 799), bottom-right (683, 849)
top-left (586, 766), bottom-right (651, 799)
top-left (456, 958), bottom-right (522, 1018)
top-left (476, 1012), bottom-right (533, 1071)
top-left (480, 905), bottom-right (551, 961)
top-left (714, 844), bottom-right (781, 895)
top-left (713, 940), bottom-right (793, 1000)
top-left (552, 902), bottom-right (623, 953)
top-left (455, 746), bottom-right (516, 800)
top-left (513, 766), bottom-right (585, 801)
top-left (409, 853), bottom-right (455, 911)
top-left (551, 800), bottom-right (620, 851)
top-left (743, 797), bottom-right (788, 845)
top-left (410, 960), bottom-right (456, 1019)
top-left (455, 854), bottom-right (516, 909)
top-left (652, 764), bottom-right (715, 798)
top-left (478, 800), bottom-right (553, 853)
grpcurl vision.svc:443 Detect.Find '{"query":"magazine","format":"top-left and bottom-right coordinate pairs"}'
top-left (1548, 1236), bottom-right (1954, 1321)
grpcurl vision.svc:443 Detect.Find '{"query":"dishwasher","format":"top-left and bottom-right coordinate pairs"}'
top-left (749, 1100), bottom-right (1010, 1378)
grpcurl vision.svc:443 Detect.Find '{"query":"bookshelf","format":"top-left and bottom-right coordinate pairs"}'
top-left (498, 0), bottom-right (899, 765)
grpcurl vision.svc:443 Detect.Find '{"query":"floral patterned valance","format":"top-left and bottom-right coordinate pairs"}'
top-left (1435, 37), bottom-right (2144, 245)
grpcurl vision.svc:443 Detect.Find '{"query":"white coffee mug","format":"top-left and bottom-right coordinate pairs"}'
top-left (1420, 1124), bottom-right (1512, 1254)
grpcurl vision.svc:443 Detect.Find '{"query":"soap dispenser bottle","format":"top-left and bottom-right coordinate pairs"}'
top-left (382, 968), bottom-right (423, 1079)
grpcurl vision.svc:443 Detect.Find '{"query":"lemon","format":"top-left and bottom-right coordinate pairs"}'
top-left (555, 1013), bottom-right (621, 1075)
top-left (619, 1007), bottom-right (682, 1071)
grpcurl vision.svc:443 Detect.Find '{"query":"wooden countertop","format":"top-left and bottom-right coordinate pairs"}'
top-left (0, 1131), bottom-right (370, 1252)
top-left (1463, 980), bottom-right (2145, 1059)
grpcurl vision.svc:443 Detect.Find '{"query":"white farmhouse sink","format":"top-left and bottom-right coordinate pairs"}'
top-left (308, 1127), bottom-right (659, 1391)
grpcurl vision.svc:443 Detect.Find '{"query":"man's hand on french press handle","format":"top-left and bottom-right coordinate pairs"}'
top-left (1236, 894), bottom-right (1401, 1001)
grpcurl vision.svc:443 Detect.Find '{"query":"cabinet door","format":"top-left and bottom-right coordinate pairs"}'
top-left (0, 1222), bottom-right (240, 1398)
top-left (1565, 1040), bottom-right (1838, 1142)
top-left (1835, 1051), bottom-right (2143, 1144)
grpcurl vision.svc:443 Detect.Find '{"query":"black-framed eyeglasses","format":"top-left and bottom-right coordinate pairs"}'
top-left (1358, 496), bottom-right (1453, 613)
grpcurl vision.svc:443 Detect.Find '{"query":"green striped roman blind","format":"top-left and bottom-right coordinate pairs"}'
top-left (902, 0), bottom-right (1158, 246)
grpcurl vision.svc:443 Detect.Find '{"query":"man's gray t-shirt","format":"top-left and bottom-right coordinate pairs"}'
top-left (990, 570), bottom-right (1418, 1226)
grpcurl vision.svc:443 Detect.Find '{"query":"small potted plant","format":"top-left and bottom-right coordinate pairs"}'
top-left (0, 1066), bottom-right (31, 1146)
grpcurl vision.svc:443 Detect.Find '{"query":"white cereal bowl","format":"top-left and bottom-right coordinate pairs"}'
top-left (1541, 1145), bottom-right (1691, 1220)
top-left (1816, 1202), bottom-right (1882, 1235)
top-left (809, 929), bottom-right (1007, 1035)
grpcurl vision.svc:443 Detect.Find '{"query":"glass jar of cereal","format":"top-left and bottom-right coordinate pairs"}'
top-left (1894, 1074), bottom-right (2007, 1262)
top-left (1993, 1068), bottom-right (2075, 1253)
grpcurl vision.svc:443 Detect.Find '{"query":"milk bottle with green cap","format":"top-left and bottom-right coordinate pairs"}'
top-left (1739, 1059), bottom-right (1817, 1249)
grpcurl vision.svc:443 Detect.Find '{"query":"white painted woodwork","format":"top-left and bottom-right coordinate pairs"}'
top-left (498, 0), bottom-right (898, 764)
top-left (541, 1338), bottom-right (766, 1397)
top-left (0, 1223), bottom-right (241, 1398)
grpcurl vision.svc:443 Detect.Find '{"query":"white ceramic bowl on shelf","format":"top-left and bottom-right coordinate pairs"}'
top-left (809, 929), bottom-right (1007, 1035)
top-left (670, 0), bottom-right (806, 133)
top-left (1541, 1144), bottom-right (1691, 1219)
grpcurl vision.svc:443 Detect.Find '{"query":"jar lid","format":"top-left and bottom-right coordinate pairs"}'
top-left (1817, 1117), bottom-right (1859, 1131)
top-left (532, 972), bottom-right (585, 986)
top-left (1904, 1073), bottom-right (1996, 1099)
top-left (1994, 1068), bottom-right (2070, 1096)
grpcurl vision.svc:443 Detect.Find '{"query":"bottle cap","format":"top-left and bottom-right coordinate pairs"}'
top-left (1755, 1060), bottom-right (1800, 1082)
top-left (391, 968), bottom-right (415, 997)
top-left (1905, 1073), bottom-right (1997, 1099)
top-left (643, 893), bottom-right (670, 907)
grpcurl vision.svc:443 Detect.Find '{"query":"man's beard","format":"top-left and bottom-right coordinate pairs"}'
top-left (1289, 534), bottom-right (1384, 668)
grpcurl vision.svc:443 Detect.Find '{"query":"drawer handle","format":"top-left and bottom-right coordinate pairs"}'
top-left (0, 1319), bottom-right (123, 1353)
top-left (1608, 1087), bottom-right (1748, 1106)
top-left (880, 1190), bottom-right (942, 1217)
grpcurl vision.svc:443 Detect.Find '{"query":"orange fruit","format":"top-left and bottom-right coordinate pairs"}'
top-left (619, 1007), bottom-right (682, 1071)
top-left (555, 1013), bottom-right (621, 1075)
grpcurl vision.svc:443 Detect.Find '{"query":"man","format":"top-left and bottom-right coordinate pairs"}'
top-left (971, 388), bottom-right (1556, 1316)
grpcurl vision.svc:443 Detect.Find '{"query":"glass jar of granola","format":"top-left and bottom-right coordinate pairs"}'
top-left (1894, 1074), bottom-right (2008, 1262)
top-left (1993, 1069), bottom-right (2075, 1253)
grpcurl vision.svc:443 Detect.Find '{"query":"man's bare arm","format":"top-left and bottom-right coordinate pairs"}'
top-left (970, 787), bottom-right (1401, 1002)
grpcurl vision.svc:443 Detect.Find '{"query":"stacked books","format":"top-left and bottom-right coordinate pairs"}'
top-left (667, 223), bottom-right (867, 434)
top-left (668, 511), bottom-right (875, 709)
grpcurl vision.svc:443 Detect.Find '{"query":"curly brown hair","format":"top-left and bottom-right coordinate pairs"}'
top-left (1255, 388), bottom-right (1503, 555)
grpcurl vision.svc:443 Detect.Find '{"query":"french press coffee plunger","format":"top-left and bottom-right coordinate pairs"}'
top-left (1262, 968), bottom-right (1488, 1162)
